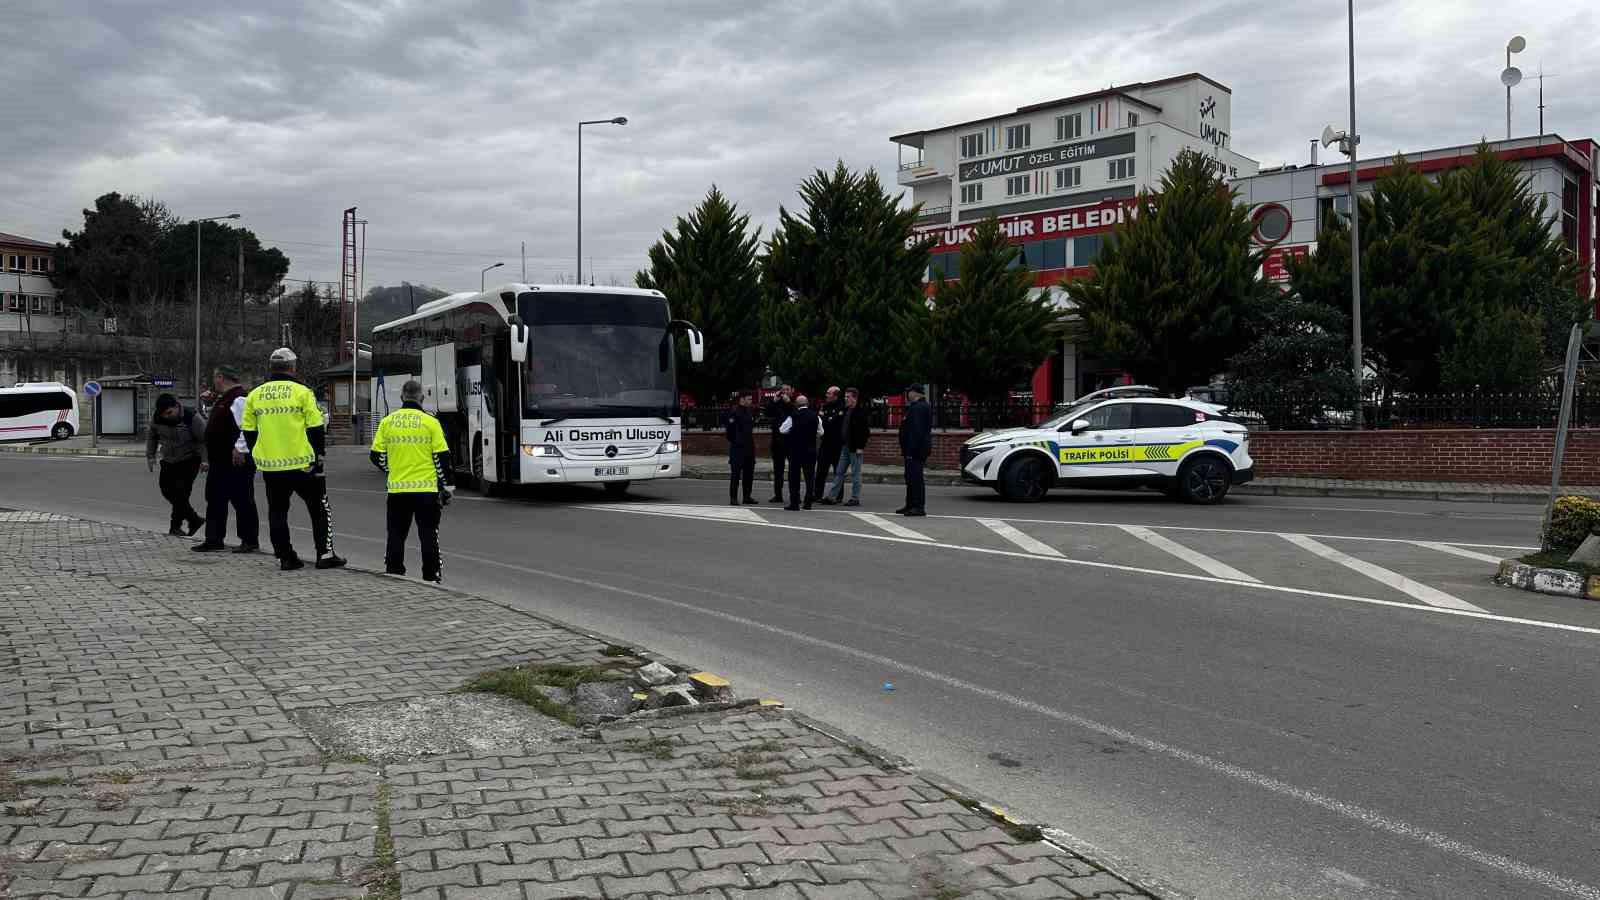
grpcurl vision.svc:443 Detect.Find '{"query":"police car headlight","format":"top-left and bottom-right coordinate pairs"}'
top-left (522, 443), bottom-right (564, 458)
top-left (657, 440), bottom-right (681, 455)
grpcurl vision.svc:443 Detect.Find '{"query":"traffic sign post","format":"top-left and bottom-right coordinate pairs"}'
top-left (83, 382), bottom-right (101, 448)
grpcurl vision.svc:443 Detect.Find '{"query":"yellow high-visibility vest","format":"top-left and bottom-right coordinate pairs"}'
top-left (242, 378), bottom-right (322, 472)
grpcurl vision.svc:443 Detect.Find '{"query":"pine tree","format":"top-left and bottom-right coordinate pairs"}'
top-left (1064, 149), bottom-right (1274, 394)
top-left (760, 163), bottom-right (932, 395)
top-left (1225, 299), bottom-right (1357, 429)
top-left (924, 217), bottom-right (1060, 402)
top-left (635, 186), bottom-right (764, 402)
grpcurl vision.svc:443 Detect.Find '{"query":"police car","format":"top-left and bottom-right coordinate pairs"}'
top-left (960, 396), bottom-right (1253, 504)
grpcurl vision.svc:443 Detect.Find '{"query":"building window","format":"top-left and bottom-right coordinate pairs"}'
top-left (960, 132), bottom-right (986, 159)
top-left (1072, 235), bottom-right (1103, 266)
top-left (1252, 204), bottom-right (1292, 244)
top-left (1005, 123), bottom-right (1031, 150)
top-left (54, 299), bottom-right (64, 316)
top-left (929, 252), bottom-right (961, 280)
top-left (1056, 113), bottom-right (1082, 142)
top-left (1317, 195), bottom-right (1351, 232)
top-left (6, 255), bottom-right (21, 272)
top-left (1127, 112), bottom-right (1140, 127)
top-left (30, 296), bottom-right (45, 313)
top-left (1006, 175), bottom-right (1030, 197)
top-left (30, 256), bottom-right (47, 272)
top-left (1562, 177), bottom-right (1580, 251)
top-left (1108, 157), bottom-right (1135, 181)
top-left (3, 294), bottom-right (14, 312)
top-left (960, 183), bottom-right (983, 205)
top-left (1054, 166), bottom-right (1082, 190)
top-left (1022, 239), bottom-right (1068, 270)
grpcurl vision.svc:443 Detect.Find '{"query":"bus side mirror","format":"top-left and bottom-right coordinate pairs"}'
top-left (508, 318), bottom-right (529, 363)
top-left (688, 328), bottom-right (704, 364)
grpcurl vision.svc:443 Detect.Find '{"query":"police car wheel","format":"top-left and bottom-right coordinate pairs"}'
top-left (1000, 455), bottom-right (1051, 502)
top-left (1177, 456), bottom-right (1232, 504)
top-left (51, 423), bottom-right (73, 440)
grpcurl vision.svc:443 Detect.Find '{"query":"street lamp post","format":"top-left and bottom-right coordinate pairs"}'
top-left (195, 213), bottom-right (241, 401)
top-left (577, 116), bottom-right (628, 283)
top-left (1345, 0), bottom-right (1362, 429)
top-left (481, 262), bottom-right (505, 292)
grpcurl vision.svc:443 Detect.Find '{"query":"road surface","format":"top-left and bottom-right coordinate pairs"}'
top-left (3, 449), bottom-right (1596, 900)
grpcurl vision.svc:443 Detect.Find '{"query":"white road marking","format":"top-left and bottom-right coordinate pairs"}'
top-left (978, 518), bottom-right (1063, 556)
top-left (1117, 524), bottom-right (1260, 582)
top-left (414, 546), bottom-right (1600, 900)
top-left (580, 504), bottom-right (1600, 636)
top-left (594, 502), bottom-right (766, 524)
top-left (850, 511), bottom-right (931, 541)
top-left (925, 512), bottom-right (1538, 551)
top-left (1413, 541), bottom-right (1512, 565)
top-left (1282, 534), bottom-right (1487, 612)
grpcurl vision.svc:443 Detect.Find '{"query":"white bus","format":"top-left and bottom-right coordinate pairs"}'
top-left (370, 284), bottom-right (703, 496)
top-left (0, 382), bottom-right (79, 441)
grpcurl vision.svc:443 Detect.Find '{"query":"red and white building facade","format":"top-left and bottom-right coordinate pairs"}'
top-left (891, 73), bottom-right (1259, 404)
top-left (1235, 135), bottom-right (1598, 306)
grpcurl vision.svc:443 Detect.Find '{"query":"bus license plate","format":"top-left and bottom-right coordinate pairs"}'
top-left (595, 466), bottom-right (628, 477)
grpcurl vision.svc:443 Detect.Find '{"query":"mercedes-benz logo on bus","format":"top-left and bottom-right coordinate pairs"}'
top-left (604, 445), bottom-right (619, 458)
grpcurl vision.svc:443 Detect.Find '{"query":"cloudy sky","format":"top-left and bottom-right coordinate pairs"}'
top-left (5, 0), bottom-right (1596, 293)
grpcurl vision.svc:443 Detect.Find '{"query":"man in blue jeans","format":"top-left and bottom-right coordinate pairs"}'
top-left (822, 388), bottom-right (870, 506)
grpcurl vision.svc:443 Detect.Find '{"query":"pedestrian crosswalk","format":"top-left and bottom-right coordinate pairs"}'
top-left (582, 500), bottom-right (1554, 626)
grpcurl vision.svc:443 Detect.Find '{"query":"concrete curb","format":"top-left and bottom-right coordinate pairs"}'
top-left (1495, 559), bottom-right (1600, 600)
top-left (0, 442), bottom-right (143, 457)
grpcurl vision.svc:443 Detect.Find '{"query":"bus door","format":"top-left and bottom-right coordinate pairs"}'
top-left (491, 330), bottom-right (521, 485)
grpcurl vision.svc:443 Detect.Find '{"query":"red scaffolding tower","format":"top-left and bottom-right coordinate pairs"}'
top-left (338, 207), bottom-right (358, 362)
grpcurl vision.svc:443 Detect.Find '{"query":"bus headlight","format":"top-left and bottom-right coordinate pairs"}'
top-left (522, 443), bottom-right (564, 458)
top-left (658, 441), bottom-right (681, 455)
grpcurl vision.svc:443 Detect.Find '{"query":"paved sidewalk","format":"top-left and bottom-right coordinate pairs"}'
top-left (0, 510), bottom-right (1157, 899)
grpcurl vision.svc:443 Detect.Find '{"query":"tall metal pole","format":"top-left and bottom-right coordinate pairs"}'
top-left (1506, 47), bottom-right (1512, 140)
top-left (1544, 323), bottom-right (1585, 547)
top-left (194, 220), bottom-right (202, 400)
top-left (1347, 0), bottom-right (1364, 429)
top-left (576, 123), bottom-right (583, 284)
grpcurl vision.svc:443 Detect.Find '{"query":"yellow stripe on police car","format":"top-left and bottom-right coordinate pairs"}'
top-left (1055, 440), bottom-right (1203, 464)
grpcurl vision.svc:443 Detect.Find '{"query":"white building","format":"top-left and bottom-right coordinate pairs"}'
top-left (0, 231), bottom-right (63, 334)
top-left (889, 73), bottom-right (1260, 403)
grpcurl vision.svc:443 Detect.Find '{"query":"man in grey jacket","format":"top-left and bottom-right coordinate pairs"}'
top-left (146, 393), bottom-right (208, 536)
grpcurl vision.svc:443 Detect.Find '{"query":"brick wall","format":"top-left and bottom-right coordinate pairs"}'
top-left (1247, 429), bottom-right (1600, 484)
top-left (686, 428), bottom-right (1600, 484)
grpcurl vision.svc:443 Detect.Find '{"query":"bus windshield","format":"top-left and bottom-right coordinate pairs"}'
top-left (519, 292), bottom-right (676, 420)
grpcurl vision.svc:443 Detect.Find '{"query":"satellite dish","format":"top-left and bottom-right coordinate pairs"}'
top-left (1501, 66), bottom-right (1523, 87)
top-left (1507, 35), bottom-right (1526, 53)
top-left (1320, 125), bottom-right (1345, 148)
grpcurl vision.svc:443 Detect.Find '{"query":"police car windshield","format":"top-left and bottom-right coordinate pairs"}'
top-left (519, 292), bottom-right (677, 420)
top-left (1036, 400), bottom-right (1098, 431)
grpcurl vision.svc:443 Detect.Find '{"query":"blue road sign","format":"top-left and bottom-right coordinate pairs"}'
top-left (83, 381), bottom-right (102, 397)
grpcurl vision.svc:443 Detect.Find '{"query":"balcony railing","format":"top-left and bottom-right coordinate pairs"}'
top-left (914, 205), bottom-right (952, 223)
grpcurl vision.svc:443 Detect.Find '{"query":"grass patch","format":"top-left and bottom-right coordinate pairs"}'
top-left (619, 737), bottom-right (678, 760)
top-left (103, 770), bottom-right (137, 785)
top-left (358, 782), bottom-right (400, 900)
top-left (461, 663), bottom-right (627, 726)
top-left (599, 645), bottom-right (636, 657)
top-left (18, 776), bottom-right (71, 788)
top-left (1519, 551), bottom-right (1600, 578)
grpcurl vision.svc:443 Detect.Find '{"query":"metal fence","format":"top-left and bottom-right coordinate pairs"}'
top-left (684, 401), bottom-right (1057, 433)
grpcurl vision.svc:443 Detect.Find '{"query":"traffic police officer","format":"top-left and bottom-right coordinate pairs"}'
top-left (370, 379), bottom-right (453, 583)
top-left (242, 347), bottom-right (346, 571)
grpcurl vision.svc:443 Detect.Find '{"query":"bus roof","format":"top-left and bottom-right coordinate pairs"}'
top-left (372, 283), bottom-right (668, 334)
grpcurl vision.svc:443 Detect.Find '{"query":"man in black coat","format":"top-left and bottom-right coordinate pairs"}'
top-left (897, 384), bottom-right (933, 517)
top-left (763, 384), bottom-right (794, 504)
top-left (779, 393), bottom-right (824, 511)
top-left (723, 392), bottom-right (758, 506)
top-left (816, 386), bottom-right (845, 493)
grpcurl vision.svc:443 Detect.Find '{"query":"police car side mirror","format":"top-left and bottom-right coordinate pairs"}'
top-left (1068, 418), bottom-right (1091, 434)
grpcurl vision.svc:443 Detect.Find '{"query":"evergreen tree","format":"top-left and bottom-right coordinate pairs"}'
top-left (1064, 149), bottom-right (1274, 394)
top-left (760, 163), bottom-right (932, 394)
top-left (636, 186), bottom-right (764, 402)
top-left (924, 216), bottom-right (1060, 402)
top-left (1225, 299), bottom-right (1357, 429)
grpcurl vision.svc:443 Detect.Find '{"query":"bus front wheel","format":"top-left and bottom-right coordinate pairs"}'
top-left (51, 423), bottom-right (73, 441)
top-left (472, 444), bottom-right (500, 497)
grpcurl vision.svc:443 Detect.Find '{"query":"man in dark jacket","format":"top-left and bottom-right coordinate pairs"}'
top-left (822, 387), bottom-right (870, 506)
top-left (723, 392), bottom-right (758, 506)
top-left (763, 384), bottom-right (794, 504)
top-left (779, 393), bottom-right (824, 510)
top-left (816, 386), bottom-right (845, 492)
top-left (146, 393), bottom-right (207, 536)
top-left (192, 366), bottom-right (261, 553)
top-left (897, 384), bottom-right (933, 517)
